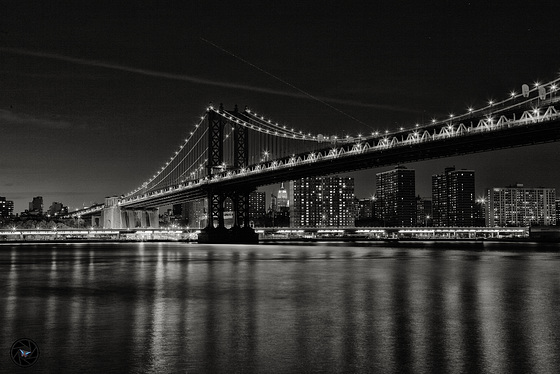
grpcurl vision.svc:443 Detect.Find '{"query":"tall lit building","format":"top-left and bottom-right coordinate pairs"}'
top-left (375, 166), bottom-right (416, 227)
top-left (432, 167), bottom-right (475, 227)
top-left (277, 182), bottom-right (289, 209)
top-left (290, 176), bottom-right (355, 227)
top-left (486, 184), bottom-right (556, 227)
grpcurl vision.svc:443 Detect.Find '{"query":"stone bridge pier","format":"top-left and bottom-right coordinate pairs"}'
top-left (102, 196), bottom-right (159, 229)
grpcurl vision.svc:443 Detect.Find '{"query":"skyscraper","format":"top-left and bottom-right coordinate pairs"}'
top-left (277, 182), bottom-right (289, 209)
top-left (375, 166), bottom-right (416, 227)
top-left (432, 167), bottom-right (475, 227)
top-left (290, 176), bottom-right (354, 227)
top-left (486, 184), bottom-right (556, 227)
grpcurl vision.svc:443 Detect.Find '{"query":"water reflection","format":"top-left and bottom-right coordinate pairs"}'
top-left (0, 243), bottom-right (559, 373)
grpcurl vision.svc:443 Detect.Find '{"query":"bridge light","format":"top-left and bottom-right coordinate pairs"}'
top-left (415, 123), bottom-right (419, 127)
top-left (432, 119), bottom-right (436, 123)
top-left (468, 107), bottom-right (473, 112)
top-left (551, 84), bottom-right (557, 91)
top-left (488, 100), bottom-right (494, 106)
top-left (534, 81), bottom-right (540, 88)
top-left (449, 114), bottom-right (454, 118)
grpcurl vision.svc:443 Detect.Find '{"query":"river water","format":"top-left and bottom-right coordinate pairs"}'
top-left (0, 241), bottom-right (559, 373)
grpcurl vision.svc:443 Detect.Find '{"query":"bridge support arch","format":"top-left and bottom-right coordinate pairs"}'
top-left (198, 187), bottom-right (258, 244)
top-left (198, 105), bottom-right (258, 243)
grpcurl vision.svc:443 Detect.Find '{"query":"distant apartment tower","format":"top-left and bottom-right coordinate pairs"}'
top-left (290, 176), bottom-right (355, 227)
top-left (183, 199), bottom-right (207, 228)
top-left (29, 196), bottom-right (43, 215)
top-left (416, 196), bottom-right (432, 226)
top-left (375, 166), bottom-right (416, 226)
top-left (48, 202), bottom-right (68, 217)
top-left (0, 197), bottom-right (13, 218)
top-left (486, 184), bottom-right (556, 227)
top-left (355, 198), bottom-right (376, 226)
top-left (249, 191), bottom-right (266, 222)
top-left (432, 167), bottom-right (475, 227)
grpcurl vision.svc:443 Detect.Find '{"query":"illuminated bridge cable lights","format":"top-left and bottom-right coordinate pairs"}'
top-left (125, 112), bottom-right (209, 198)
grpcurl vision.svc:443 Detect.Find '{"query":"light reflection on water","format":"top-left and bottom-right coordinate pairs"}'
top-left (0, 242), bottom-right (559, 373)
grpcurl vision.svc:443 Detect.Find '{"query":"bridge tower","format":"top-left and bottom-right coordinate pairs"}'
top-left (198, 104), bottom-right (258, 244)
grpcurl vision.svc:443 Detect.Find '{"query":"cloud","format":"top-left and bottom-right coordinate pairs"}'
top-left (0, 109), bottom-right (72, 129)
top-left (1, 47), bottom-right (417, 113)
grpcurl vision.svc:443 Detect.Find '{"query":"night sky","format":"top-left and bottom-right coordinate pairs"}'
top-left (2, 1), bottom-right (560, 213)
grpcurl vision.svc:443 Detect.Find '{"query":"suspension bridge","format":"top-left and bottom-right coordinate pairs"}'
top-left (69, 77), bottom-right (560, 243)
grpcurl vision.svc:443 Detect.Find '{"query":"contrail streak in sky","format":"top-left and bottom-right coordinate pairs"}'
top-left (1, 47), bottom-right (416, 114)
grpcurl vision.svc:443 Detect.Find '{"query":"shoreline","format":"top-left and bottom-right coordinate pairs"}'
top-left (1, 237), bottom-right (558, 245)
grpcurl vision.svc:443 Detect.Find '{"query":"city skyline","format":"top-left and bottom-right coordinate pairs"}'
top-left (2, 3), bottom-right (560, 212)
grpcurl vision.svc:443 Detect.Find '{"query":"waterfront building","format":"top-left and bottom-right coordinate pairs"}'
top-left (432, 167), bottom-right (475, 227)
top-left (290, 176), bottom-right (355, 227)
top-left (486, 184), bottom-right (556, 227)
top-left (375, 166), bottom-right (416, 227)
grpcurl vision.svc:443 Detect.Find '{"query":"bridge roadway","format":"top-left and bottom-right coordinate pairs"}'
top-left (120, 99), bottom-right (560, 209)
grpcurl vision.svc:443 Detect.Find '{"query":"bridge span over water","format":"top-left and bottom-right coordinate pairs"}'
top-left (69, 77), bottom-right (560, 243)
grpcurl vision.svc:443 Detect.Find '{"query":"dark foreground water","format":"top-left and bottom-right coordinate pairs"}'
top-left (1, 241), bottom-right (559, 373)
